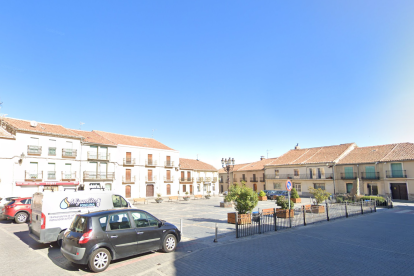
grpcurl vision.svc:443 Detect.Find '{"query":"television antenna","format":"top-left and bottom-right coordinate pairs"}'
top-left (266, 149), bottom-right (272, 159)
top-left (80, 122), bottom-right (85, 130)
top-left (152, 129), bottom-right (155, 138)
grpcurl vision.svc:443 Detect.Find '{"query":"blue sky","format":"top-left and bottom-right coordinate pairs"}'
top-left (1, 1), bottom-right (413, 168)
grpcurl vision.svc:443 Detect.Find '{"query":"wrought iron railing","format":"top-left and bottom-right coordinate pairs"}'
top-left (164, 176), bottom-right (174, 182)
top-left (386, 170), bottom-right (407, 178)
top-left (62, 148), bottom-right (77, 158)
top-left (260, 177), bottom-right (265, 182)
top-left (212, 177), bottom-right (217, 183)
top-left (197, 177), bottom-right (203, 183)
top-left (250, 177), bottom-right (258, 182)
top-left (87, 152), bottom-right (110, 161)
top-left (122, 176), bottom-right (136, 183)
top-left (145, 176), bottom-right (157, 182)
top-left (47, 171), bottom-right (56, 180)
top-left (340, 172), bottom-right (357, 180)
top-left (123, 158), bottom-right (136, 165)
top-left (145, 159), bottom-right (157, 166)
top-left (361, 172), bottom-right (380, 180)
top-left (165, 161), bottom-right (174, 167)
top-left (83, 171), bottom-right (115, 180)
top-left (25, 170), bottom-right (43, 181)
top-left (62, 171), bottom-right (76, 180)
top-left (180, 177), bottom-right (193, 182)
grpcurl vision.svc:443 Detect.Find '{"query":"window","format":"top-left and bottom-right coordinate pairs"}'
top-left (314, 183), bottom-right (325, 190)
top-left (48, 163), bottom-right (56, 179)
top-left (275, 170), bottom-right (279, 177)
top-left (344, 167), bottom-right (354, 178)
top-left (273, 183), bottom-right (281, 189)
top-left (367, 184), bottom-right (378, 196)
top-left (112, 195), bottom-right (129, 208)
top-left (309, 169), bottom-right (313, 179)
top-left (48, 139), bottom-right (56, 156)
top-left (29, 162), bottom-right (38, 178)
top-left (294, 183), bottom-right (301, 192)
top-left (70, 216), bottom-right (89, 233)
top-left (183, 185), bottom-right (186, 193)
top-left (109, 213), bottom-right (131, 230)
top-left (242, 174), bottom-right (246, 181)
top-left (346, 183), bottom-right (353, 193)
top-left (294, 169), bottom-right (299, 176)
top-left (320, 168), bottom-right (325, 178)
top-left (197, 185), bottom-right (200, 192)
top-left (99, 217), bottom-right (108, 231)
top-left (132, 211), bottom-right (158, 228)
top-left (391, 163), bottom-right (403, 177)
top-left (105, 183), bottom-right (112, 191)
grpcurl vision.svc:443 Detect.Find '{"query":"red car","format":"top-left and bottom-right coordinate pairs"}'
top-left (2, 197), bottom-right (32, 224)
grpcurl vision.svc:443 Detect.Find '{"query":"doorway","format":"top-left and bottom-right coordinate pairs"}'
top-left (253, 184), bottom-right (257, 192)
top-left (146, 185), bottom-right (154, 197)
top-left (391, 183), bottom-right (408, 200)
top-left (190, 185), bottom-right (193, 195)
top-left (125, 185), bottom-right (131, 198)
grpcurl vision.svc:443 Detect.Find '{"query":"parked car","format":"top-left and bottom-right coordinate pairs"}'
top-left (61, 209), bottom-right (181, 273)
top-left (2, 197), bottom-right (32, 223)
top-left (265, 190), bottom-right (279, 199)
top-left (0, 197), bottom-right (19, 219)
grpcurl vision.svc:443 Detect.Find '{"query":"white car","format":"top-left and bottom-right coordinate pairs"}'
top-left (0, 197), bottom-right (19, 219)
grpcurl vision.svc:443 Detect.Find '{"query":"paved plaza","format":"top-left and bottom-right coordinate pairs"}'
top-left (0, 196), bottom-right (413, 275)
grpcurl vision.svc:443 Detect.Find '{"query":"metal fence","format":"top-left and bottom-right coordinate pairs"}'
top-left (235, 200), bottom-right (383, 238)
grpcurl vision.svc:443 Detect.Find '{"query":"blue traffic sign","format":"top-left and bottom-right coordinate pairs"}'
top-left (286, 180), bottom-right (292, 191)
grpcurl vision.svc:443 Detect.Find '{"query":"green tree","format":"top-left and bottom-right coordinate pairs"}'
top-left (308, 187), bottom-right (331, 205)
top-left (225, 181), bottom-right (258, 214)
top-left (290, 188), bottom-right (299, 199)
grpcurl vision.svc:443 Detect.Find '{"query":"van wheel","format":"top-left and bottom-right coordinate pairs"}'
top-left (15, 212), bottom-right (28, 224)
top-left (88, 248), bottom-right (111, 273)
top-left (162, 234), bottom-right (177, 253)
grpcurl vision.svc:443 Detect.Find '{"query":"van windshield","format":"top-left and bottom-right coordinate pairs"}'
top-left (69, 216), bottom-right (89, 233)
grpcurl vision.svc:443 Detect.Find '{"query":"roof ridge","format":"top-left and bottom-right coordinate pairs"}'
top-left (94, 130), bottom-right (154, 140)
top-left (5, 117), bottom-right (63, 127)
top-left (380, 143), bottom-right (399, 162)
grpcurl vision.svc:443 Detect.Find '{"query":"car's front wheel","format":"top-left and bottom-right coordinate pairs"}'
top-left (15, 212), bottom-right (28, 224)
top-left (88, 248), bottom-right (111, 273)
top-left (162, 234), bottom-right (177, 253)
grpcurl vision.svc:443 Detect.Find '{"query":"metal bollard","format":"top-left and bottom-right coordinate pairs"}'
top-left (374, 199), bottom-right (377, 212)
top-left (303, 205), bottom-right (306, 226)
top-left (273, 208), bottom-right (277, 231)
top-left (326, 202), bottom-right (330, 221)
top-left (345, 201), bottom-right (349, 218)
top-left (214, 223), bottom-right (218, 243)
top-left (235, 211), bottom-right (239, 238)
top-left (361, 201), bottom-right (364, 214)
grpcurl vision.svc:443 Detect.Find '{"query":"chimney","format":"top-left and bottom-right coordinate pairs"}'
top-left (260, 156), bottom-right (265, 160)
top-left (295, 143), bottom-right (300, 150)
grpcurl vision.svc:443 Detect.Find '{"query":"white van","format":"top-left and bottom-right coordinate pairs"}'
top-left (28, 191), bottom-right (131, 244)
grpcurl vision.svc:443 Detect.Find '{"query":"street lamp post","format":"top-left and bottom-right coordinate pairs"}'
top-left (221, 157), bottom-right (235, 192)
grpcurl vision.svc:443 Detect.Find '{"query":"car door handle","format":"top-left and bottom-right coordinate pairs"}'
top-left (111, 235), bottom-right (118, 238)
top-left (137, 232), bottom-right (144, 235)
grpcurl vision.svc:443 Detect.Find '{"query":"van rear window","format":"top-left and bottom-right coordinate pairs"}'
top-left (69, 216), bottom-right (89, 233)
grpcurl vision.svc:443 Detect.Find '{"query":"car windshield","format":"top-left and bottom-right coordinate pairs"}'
top-left (69, 216), bottom-right (89, 233)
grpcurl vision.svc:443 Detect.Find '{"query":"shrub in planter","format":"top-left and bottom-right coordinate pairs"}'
top-left (205, 191), bottom-right (211, 199)
top-left (226, 182), bottom-right (258, 219)
top-left (155, 193), bottom-right (163, 203)
top-left (183, 192), bottom-right (190, 201)
top-left (290, 188), bottom-right (301, 203)
top-left (258, 190), bottom-right (267, 201)
top-left (308, 187), bottom-right (331, 205)
top-left (276, 196), bottom-right (294, 218)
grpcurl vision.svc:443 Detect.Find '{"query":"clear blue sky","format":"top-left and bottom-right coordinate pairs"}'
top-left (1, 1), bottom-right (413, 168)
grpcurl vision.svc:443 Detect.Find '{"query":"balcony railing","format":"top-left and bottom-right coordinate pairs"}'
top-left (219, 179), bottom-right (224, 183)
top-left (62, 171), bottom-right (76, 181)
top-left (27, 145), bottom-right (42, 155)
top-left (386, 170), bottom-right (407, 178)
top-left (165, 161), bottom-right (174, 167)
top-left (260, 177), bottom-right (265, 182)
top-left (250, 177), bottom-right (258, 182)
top-left (62, 148), bottom-right (77, 158)
top-left (83, 171), bottom-right (115, 180)
top-left (87, 152), bottom-right (110, 161)
top-left (48, 147), bottom-right (56, 156)
top-left (123, 158), bottom-right (136, 166)
top-left (212, 177), bottom-right (217, 183)
top-left (122, 176), bottom-right (136, 184)
top-left (164, 176), bottom-right (174, 182)
top-left (341, 172), bottom-right (357, 180)
top-left (265, 173), bottom-right (334, 180)
top-left (240, 178), bottom-right (247, 182)
top-left (197, 177), bottom-right (203, 183)
top-left (205, 177), bottom-right (212, 182)
top-left (145, 176), bottom-right (157, 182)
top-left (180, 177), bottom-right (193, 182)
top-left (145, 159), bottom-right (157, 166)
top-left (361, 172), bottom-right (380, 180)
top-left (47, 171), bottom-right (56, 180)
top-left (25, 171), bottom-right (43, 181)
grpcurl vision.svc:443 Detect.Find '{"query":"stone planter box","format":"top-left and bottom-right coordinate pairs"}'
top-left (311, 205), bottom-right (325, 213)
top-left (276, 209), bottom-right (294, 218)
top-left (258, 196), bottom-right (267, 201)
top-left (291, 198), bottom-right (301, 203)
top-left (227, 213), bottom-right (251, 224)
top-left (183, 197), bottom-right (190, 201)
top-left (205, 195), bottom-right (211, 199)
top-left (220, 201), bottom-right (233, 208)
top-left (155, 198), bottom-right (163, 203)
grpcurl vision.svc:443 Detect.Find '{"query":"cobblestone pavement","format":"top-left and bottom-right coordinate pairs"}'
top-left (0, 196), bottom-right (412, 275)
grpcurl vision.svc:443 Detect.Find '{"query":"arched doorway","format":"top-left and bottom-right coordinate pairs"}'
top-left (253, 184), bottom-right (257, 192)
top-left (125, 185), bottom-right (131, 198)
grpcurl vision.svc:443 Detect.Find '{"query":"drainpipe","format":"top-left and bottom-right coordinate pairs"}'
top-left (332, 163), bottom-right (336, 195)
top-left (79, 137), bottom-right (83, 190)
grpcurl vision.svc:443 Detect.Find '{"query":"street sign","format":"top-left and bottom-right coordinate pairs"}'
top-left (286, 180), bottom-right (292, 191)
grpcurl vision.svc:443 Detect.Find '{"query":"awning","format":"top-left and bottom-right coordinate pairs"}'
top-left (16, 182), bottom-right (80, 186)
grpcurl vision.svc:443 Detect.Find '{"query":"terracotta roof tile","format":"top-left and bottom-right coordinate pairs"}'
top-left (69, 129), bottom-right (116, 145)
top-left (270, 143), bottom-right (355, 165)
top-left (238, 158), bottom-right (278, 171)
top-left (338, 143), bottom-right (414, 164)
top-left (0, 127), bottom-right (14, 139)
top-left (4, 118), bottom-right (82, 138)
top-left (94, 131), bottom-right (174, 150)
top-left (179, 158), bottom-right (217, 171)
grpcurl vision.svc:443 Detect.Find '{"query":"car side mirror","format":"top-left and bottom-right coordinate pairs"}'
top-left (158, 221), bottom-right (164, 228)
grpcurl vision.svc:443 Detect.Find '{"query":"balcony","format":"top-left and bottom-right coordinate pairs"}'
top-left (62, 172), bottom-right (76, 181)
top-left (83, 171), bottom-right (115, 181)
top-left (47, 171), bottom-right (56, 180)
top-left (145, 159), bottom-right (157, 167)
top-left (197, 177), bottom-right (203, 183)
top-left (48, 147), bottom-right (56, 156)
top-left (165, 161), bottom-right (174, 167)
top-left (180, 177), bottom-right (193, 183)
top-left (87, 152), bottom-right (110, 161)
top-left (205, 177), bottom-right (212, 182)
top-left (27, 145), bottom-right (42, 156)
top-left (25, 171), bottom-right (43, 181)
top-left (219, 179), bottom-right (224, 183)
top-left (250, 177), bottom-right (258, 182)
top-left (123, 158), bottom-right (136, 166)
top-left (386, 170), bottom-right (407, 178)
top-left (361, 172), bottom-right (380, 180)
top-left (340, 172), bottom-right (357, 180)
top-left (122, 176), bottom-right (136, 184)
top-left (260, 177), bottom-right (265, 182)
top-left (145, 176), bottom-right (157, 183)
top-left (62, 148), bottom-right (77, 158)
top-left (212, 177), bottom-right (217, 183)
top-left (164, 176), bottom-right (174, 182)
top-left (240, 178), bottom-right (247, 182)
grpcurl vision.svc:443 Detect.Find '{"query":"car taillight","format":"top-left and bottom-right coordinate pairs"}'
top-left (41, 213), bottom-right (46, 229)
top-left (79, 230), bottom-right (93, 244)
top-left (7, 204), bottom-right (16, 209)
